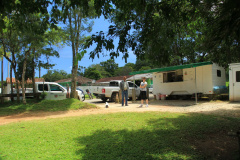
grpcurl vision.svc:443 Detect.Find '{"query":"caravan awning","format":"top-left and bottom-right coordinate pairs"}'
top-left (129, 61), bottom-right (212, 75)
top-left (126, 73), bottom-right (152, 80)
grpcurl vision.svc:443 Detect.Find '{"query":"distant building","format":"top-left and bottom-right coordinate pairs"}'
top-left (6, 77), bottom-right (45, 84)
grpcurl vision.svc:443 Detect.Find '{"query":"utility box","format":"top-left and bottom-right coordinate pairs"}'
top-left (229, 63), bottom-right (240, 101)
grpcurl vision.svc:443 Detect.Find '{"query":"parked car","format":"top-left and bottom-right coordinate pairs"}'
top-left (92, 80), bottom-right (141, 102)
top-left (76, 87), bottom-right (85, 101)
top-left (14, 82), bottom-right (85, 101)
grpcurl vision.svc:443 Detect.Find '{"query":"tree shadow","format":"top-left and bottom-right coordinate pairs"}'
top-left (74, 113), bottom-right (240, 159)
top-left (75, 129), bottom-right (197, 160)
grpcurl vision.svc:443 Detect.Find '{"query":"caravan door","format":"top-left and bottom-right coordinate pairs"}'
top-left (231, 67), bottom-right (240, 101)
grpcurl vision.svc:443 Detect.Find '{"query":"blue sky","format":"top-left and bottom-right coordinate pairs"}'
top-left (0, 16), bottom-right (137, 80)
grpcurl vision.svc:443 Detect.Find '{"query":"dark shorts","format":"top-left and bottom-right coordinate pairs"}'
top-left (140, 91), bottom-right (147, 100)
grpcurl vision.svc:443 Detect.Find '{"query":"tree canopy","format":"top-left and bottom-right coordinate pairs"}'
top-left (84, 0), bottom-right (240, 68)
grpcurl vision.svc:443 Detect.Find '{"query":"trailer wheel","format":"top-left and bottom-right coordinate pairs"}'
top-left (111, 93), bottom-right (117, 102)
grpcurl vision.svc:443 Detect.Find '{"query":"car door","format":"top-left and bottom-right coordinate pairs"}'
top-left (134, 84), bottom-right (140, 97)
top-left (128, 82), bottom-right (134, 97)
top-left (49, 84), bottom-right (66, 100)
top-left (37, 84), bottom-right (51, 99)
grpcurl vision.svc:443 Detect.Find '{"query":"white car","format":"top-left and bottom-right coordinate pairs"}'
top-left (65, 87), bottom-right (85, 101)
top-left (13, 82), bottom-right (85, 101)
top-left (76, 87), bottom-right (85, 101)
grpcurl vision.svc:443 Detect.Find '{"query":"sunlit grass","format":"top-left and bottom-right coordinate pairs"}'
top-left (0, 112), bottom-right (239, 159)
top-left (0, 98), bottom-right (97, 116)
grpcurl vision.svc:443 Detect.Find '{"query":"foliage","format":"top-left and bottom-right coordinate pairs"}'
top-left (198, 0), bottom-right (240, 68)
top-left (115, 65), bottom-right (134, 76)
top-left (0, 98), bottom-right (97, 116)
top-left (42, 70), bottom-right (71, 82)
top-left (77, 65), bottom-right (86, 76)
top-left (0, 112), bottom-right (239, 159)
top-left (59, 0), bottom-right (96, 98)
top-left (0, 81), bottom-right (7, 88)
top-left (82, 0), bottom-right (240, 68)
top-left (84, 67), bottom-right (102, 80)
top-left (40, 92), bottom-right (48, 100)
top-left (100, 59), bottom-right (119, 77)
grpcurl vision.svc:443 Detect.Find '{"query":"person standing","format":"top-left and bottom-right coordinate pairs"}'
top-left (120, 76), bottom-right (129, 106)
top-left (139, 77), bottom-right (148, 107)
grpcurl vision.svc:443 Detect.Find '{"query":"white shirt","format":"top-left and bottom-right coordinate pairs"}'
top-left (140, 82), bottom-right (147, 91)
top-left (124, 81), bottom-right (128, 90)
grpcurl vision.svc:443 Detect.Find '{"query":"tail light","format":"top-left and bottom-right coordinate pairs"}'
top-left (102, 88), bottom-right (105, 93)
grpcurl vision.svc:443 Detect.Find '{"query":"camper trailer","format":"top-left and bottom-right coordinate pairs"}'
top-left (130, 62), bottom-right (227, 99)
top-left (229, 63), bottom-right (240, 101)
top-left (152, 62), bottom-right (226, 98)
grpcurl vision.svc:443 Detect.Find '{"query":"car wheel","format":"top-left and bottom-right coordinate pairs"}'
top-left (111, 93), bottom-right (116, 102)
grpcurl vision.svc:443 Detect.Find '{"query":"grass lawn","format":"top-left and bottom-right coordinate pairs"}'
top-left (84, 94), bottom-right (96, 100)
top-left (0, 98), bottom-right (97, 116)
top-left (0, 112), bottom-right (239, 159)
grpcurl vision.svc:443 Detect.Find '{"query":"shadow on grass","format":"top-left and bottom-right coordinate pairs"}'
top-left (75, 129), bottom-right (197, 160)
top-left (75, 113), bottom-right (240, 160)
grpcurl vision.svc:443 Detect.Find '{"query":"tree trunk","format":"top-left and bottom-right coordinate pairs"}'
top-left (32, 50), bottom-right (36, 98)
top-left (10, 63), bottom-right (14, 102)
top-left (13, 66), bottom-right (20, 102)
top-left (21, 49), bottom-right (31, 104)
top-left (69, 9), bottom-right (77, 99)
top-left (1, 57), bottom-right (3, 104)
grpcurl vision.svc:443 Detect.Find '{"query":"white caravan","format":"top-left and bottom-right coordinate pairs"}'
top-left (130, 62), bottom-right (227, 99)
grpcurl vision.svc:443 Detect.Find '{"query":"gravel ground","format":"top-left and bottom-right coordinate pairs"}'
top-left (86, 98), bottom-right (240, 117)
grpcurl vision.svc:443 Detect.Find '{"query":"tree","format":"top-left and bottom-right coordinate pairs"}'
top-left (115, 66), bottom-right (133, 76)
top-left (84, 67), bottom-right (102, 80)
top-left (91, 64), bottom-right (111, 78)
top-left (82, 0), bottom-right (240, 68)
top-left (198, 0), bottom-right (240, 67)
top-left (100, 59), bottom-right (118, 77)
top-left (61, 0), bottom-right (95, 98)
top-left (42, 70), bottom-right (71, 82)
top-left (0, 9), bottom-right (61, 103)
top-left (77, 65), bottom-right (86, 76)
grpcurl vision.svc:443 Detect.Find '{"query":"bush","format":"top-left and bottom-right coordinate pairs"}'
top-left (40, 92), bottom-right (47, 100)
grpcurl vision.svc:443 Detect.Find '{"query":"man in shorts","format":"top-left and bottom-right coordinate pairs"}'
top-left (139, 77), bottom-right (148, 107)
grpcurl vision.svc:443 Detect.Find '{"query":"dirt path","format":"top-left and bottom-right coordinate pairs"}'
top-left (0, 99), bottom-right (240, 125)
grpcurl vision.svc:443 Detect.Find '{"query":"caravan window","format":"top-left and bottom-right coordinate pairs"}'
top-left (163, 69), bottom-right (183, 83)
top-left (217, 70), bottom-right (221, 77)
top-left (236, 71), bottom-right (240, 82)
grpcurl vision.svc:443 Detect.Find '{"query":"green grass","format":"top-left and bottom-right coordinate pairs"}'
top-left (0, 99), bottom-right (97, 116)
top-left (84, 94), bottom-right (96, 99)
top-left (0, 112), bottom-right (239, 160)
